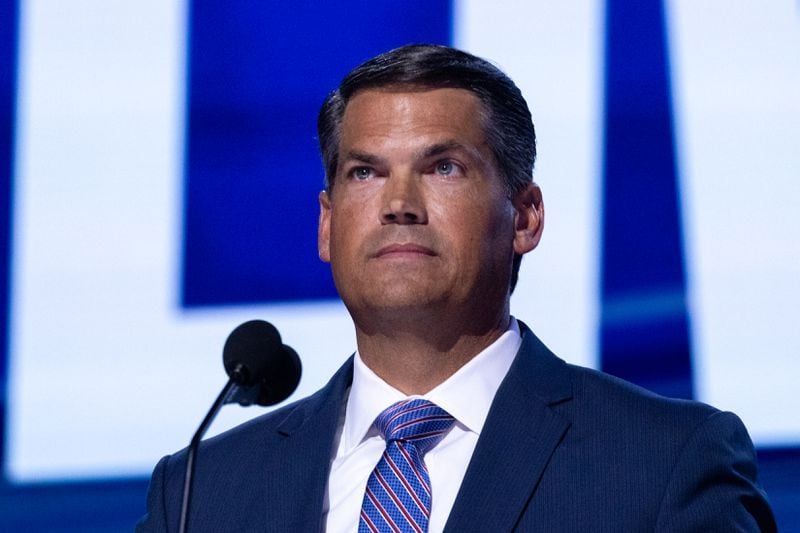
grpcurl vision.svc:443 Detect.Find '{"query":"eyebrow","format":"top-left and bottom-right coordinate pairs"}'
top-left (419, 140), bottom-right (470, 160)
top-left (341, 150), bottom-right (385, 166)
top-left (340, 140), bottom-right (483, 169)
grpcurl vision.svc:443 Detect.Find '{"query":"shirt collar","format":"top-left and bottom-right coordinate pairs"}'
top-left (343, 317), bottom-right (522, 452)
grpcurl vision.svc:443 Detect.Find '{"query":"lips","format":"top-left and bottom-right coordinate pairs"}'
top-left (374, 243), bottom-right (436, 258)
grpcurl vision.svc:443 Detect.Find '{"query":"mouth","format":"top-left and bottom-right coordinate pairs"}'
top-left (374, 243), bottom-right (436, 259)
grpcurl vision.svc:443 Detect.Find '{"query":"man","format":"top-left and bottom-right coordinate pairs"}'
top-left (138, 44), bottom-right (776, 532)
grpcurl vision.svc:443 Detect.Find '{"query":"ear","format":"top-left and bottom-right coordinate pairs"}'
top-left (512, 182), bottom-right (544, 255)
top-left (318, 190), bottom-right (332, 263)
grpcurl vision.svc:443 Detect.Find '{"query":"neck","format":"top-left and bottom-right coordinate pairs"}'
top-left (353, 305), bottom-right (511, 395)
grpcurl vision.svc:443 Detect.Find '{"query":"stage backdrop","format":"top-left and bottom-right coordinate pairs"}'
top-left (1, 0), bottom-right (798, 530)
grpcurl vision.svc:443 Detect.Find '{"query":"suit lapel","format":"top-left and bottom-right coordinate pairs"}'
top-left (444, 324), bottom-right (573, 532)
top-left (262, 356), bottom-right (354, 532)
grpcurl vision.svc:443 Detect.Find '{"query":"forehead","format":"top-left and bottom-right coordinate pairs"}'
top-left (338, 88), bottom-right (489, 152)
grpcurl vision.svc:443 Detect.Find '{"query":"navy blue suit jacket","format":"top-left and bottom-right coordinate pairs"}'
top-left (137, 324), bottom-right (776, 531)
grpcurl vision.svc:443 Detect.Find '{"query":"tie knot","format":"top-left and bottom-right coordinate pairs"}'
top-left (375, 399), bottom-right (455, 454)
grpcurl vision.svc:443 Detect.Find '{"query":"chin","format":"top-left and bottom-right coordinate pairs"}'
top-left (375, 287), bottom-right (441, 308)
top-left (353, 285), bottom-right (450, 314)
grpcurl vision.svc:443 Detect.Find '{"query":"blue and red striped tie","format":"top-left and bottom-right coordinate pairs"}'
top-left (359, 399), bottom-right (455, 533)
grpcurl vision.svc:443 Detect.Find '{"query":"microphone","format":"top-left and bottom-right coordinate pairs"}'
top-left (223, 320), bottom-right (302, 406)
top-left (179, 320), bottom-right (302, 533)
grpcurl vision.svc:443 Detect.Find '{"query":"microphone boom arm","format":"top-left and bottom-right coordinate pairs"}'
top-left (178, 371), bottom-right (241, 533)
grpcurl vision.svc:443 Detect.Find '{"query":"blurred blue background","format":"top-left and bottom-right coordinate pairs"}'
top-left (1, 0), bottom-right (798, 530)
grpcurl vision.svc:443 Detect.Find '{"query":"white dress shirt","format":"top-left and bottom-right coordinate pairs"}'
top-left (323, 318), bottom-right (522, 532)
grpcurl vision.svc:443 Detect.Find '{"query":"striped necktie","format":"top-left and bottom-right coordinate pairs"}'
top-left (359, 399), bottom-right (456, 533)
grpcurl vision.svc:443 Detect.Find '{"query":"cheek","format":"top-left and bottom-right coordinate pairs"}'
top-left (328, 202), bottom-right (367, 258)
top-left (434, 189), bottom-right (514, 241)
top-left (428, 185), bottom-right (482, 225)
top-left (472, 203), bottom-right (518, 268)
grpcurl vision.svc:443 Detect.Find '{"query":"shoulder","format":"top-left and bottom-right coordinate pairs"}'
top-left (563, 363), bottom-right (762, 472)
top-left (150, 388), bottom-right (325, 496)
top-left (174, 354), bottom-right (353, 467)
top-left (513, 330), bottom-right (775, 529)
top-left (568, 362), bottom-right (719, 427)
top-left (136, 357), bottom-right (354, 531)
top-left (515, 322), bottom-right (724, 443)
top-left (550, 356), bottom-right (754, 471)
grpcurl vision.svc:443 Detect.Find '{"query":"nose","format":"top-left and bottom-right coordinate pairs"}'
top-left (380, 173), bottom-right (427, 225)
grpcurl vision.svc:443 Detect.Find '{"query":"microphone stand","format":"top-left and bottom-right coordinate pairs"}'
top-left (175, 320), bottom-right (301, 532)
top-left (178, 375), bottom-right (241, 533)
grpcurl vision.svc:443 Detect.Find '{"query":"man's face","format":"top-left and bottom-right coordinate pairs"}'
top-left (318, 88), bottom-right (538, 322)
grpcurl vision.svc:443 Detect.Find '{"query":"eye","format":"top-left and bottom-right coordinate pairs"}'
top-left (350, 166), bottom-right (374, 180)
top-left (435, 160), bottom-right (459, 176)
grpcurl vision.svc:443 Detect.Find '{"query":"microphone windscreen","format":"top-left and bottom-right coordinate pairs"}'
top-left (223, 320), bottom-right (302, 406)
